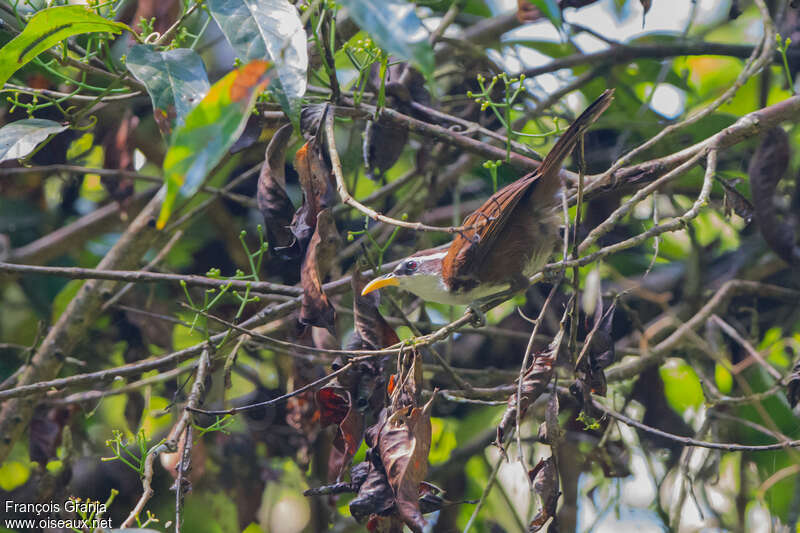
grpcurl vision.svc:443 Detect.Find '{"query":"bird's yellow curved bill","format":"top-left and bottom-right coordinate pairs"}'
top-left (361, 273), bottom-right (399, 295)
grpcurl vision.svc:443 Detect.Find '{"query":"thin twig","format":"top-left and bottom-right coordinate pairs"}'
top-left (463, 452), bottom-right (504, 533)
top-left (515, 284), bottom-right (560, 471)
top-left (122, 347), bottom-right (211, 528)
top-left (0, 262), bottom-right (302, 296)
top-left (324, 109), bottom-right (485, 234)
top-left (186, 362), bottom-right (354, 416)
top-left (594, 399), bottom-right (800, 451)
top-left (588, 3), bottom-right (776, 195)
top-left (101, 230), bottom-right (186, 312)
top-left (710, 314), bottom-right (783, 380)
top-left (49, 365), bottom-right (194, 405)
top-left (0, 165), bottom-right (254, 207)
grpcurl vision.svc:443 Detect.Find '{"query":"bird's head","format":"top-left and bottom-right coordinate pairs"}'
top-left (361, 252), bottom-right (447, 301)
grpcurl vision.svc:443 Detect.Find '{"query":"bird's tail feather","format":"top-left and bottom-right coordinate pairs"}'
top-left (536, 89), bottom-right (614, 185)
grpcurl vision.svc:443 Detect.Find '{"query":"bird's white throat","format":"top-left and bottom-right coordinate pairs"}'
top-left (397, 271), bottom-right (510, 306)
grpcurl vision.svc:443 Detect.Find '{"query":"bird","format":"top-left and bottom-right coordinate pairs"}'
top-left (361, 89), bottom-right (614, 313)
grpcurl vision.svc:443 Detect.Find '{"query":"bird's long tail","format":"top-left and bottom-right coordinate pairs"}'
top-left (535, 88), bottom-right (614, 194)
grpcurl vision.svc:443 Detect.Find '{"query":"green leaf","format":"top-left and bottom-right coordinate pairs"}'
top-left (660, 358), bottom-right (704, 414)
top-left (126, 45), bottom-right (211, 136)
top-left (714, 362), bottom-right (733, 395)
top-left (0, 5), bottom-right (130, 87)
top-left (206, 0), bottom-right (307, 122)
top-left (52, 279), bottom-right (84, 322)
top-left (156, 60), bottom-right (273, 229)
top-left (0, 118), bottom-right (68, 162)
top-left (525, 0), bottom-right (562, 31)
top-left (0, 461), bottom-right (31, 491)
top-left (339, 0), bottom-right (435, 78)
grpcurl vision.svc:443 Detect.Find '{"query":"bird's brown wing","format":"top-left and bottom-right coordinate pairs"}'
top-left (441, 174), bottom-right (537, 289)
top-left (441, 89), bottom-right (615, 288)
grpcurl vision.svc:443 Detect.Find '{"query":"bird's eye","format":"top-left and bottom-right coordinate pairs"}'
top-left (405, 260), bottom-right (418, 271)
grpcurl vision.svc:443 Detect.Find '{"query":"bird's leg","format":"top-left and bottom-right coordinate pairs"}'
top-left (540, 268), bottom-right (562, 284)
top-left (467, 276), bottom-right (530, 327)
top-left (466, 301), bottom-right (488, 327)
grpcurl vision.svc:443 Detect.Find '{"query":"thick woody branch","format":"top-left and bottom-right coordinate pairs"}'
top-left (0, 194), bottom-right (163, 462)
top-left (5, 189), bottom-right (156, 265)
top-left (521, 41), bottom-right (798, 80)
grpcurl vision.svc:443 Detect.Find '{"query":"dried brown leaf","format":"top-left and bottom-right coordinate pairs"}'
top-left (497, 324), bottom-right (564, 445)
top-left (538, 386), bottom-right (562, 446)
top-left (587, 441), bottom-right (631, 478)
top-left (29, 406), bottom-right (72, 467)
top-left (101, 111), bottom-right (138, 203)
top-left (350, 459), bottom-right (395, 522)
top-left (787, 360), bottom-right (800, 408)
top-left (749, 127), bottom-right (799, 265)
top-left (377, 395), bottom-right (435, 533)
top-left (299, 208), bottom-right (340, 333)
top-left (257, 123), bottom-right (296, 253)
top-left (390, 349), bottom-right (424, 409)
top-left (528, 456), bottom-right (560, 532)
top-left (366, 515), bottom-right (406, 533)
top-left (335, 406), bottom-right (366, 482)
top-left (716, 176), bottom-right (754, 223)
top-left (316, 385), bottom-right (367, 481)
top-left (588, 302), bottom-right (616, 371)
top-left (363, 118), bottom-right (409, 181)
top-left (351, 268), bottom-right (401, 350)
top-left (316, 386), bottom-right (350, 426)
top-left (289, 138), bottom-right (337, 253)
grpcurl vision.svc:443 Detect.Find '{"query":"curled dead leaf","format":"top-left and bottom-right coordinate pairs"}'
top-left (351, 268), bottom-right (401, 350)
top-left (299, 208), bottom-right (340, 333)
top-left (290, 138), bottom-right (337, 254)
top-left (29, 406), bottom-right (73, 467)
top-left (377, 395), bottom-right (435, 533)
top-left (787, 360), bottom-right (800, 408)
top-left (100, 110), bottom-right (138, 204)
top-left (497, 321), bottom-right (565, 446)
top-left (749, 127), bottom-right (800, 265)
top-left (587, 441), bottom-right (631, 478)
top-left (528, 456), bottom-right (560, 532)
top-left (363, 118), bottom-right (409, 181)
top-left (362, 63), bottom-right (427, 180)
top-left (716, 176), bottom-right (754, 223)
top-left (316, 385), bottom-right (366, 481)
top-left (257, 123), bottom-right (296, 255)
top-left (350, 457), bottom-right (396, 523)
